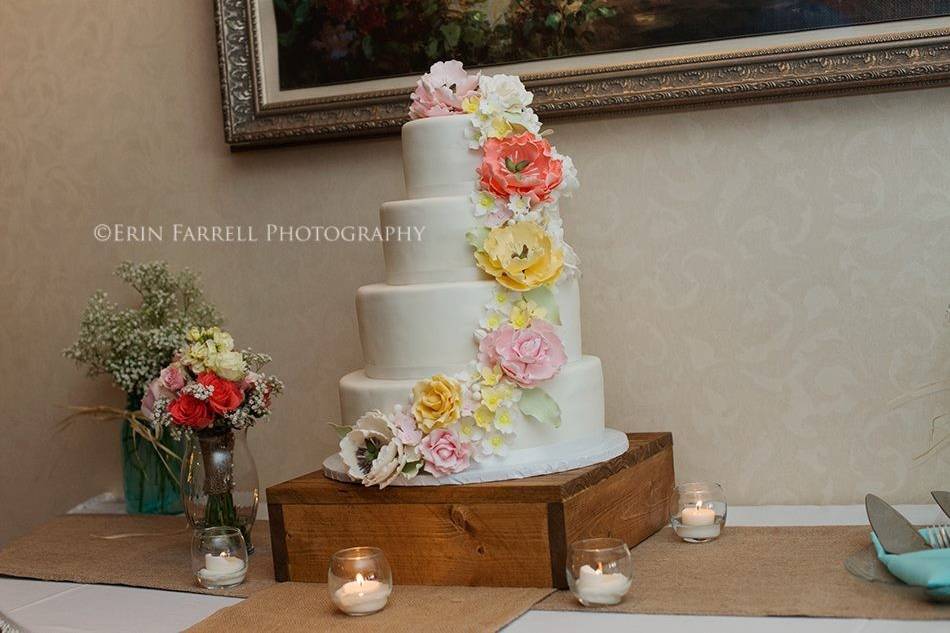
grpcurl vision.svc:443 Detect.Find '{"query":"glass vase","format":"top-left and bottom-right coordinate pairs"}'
top-left (182, 426), bottom-right (260, 553)
top-left (121, 394), bottom-right (184, 515)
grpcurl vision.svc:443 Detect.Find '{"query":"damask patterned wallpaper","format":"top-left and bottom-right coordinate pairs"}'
top-left (0, 0), bottom-right (947, 545)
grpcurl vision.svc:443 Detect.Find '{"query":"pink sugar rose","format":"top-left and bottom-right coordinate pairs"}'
top-left (392, 411), bottom-right (423, 446)
top-left (159, 363), bottom-right (187, 391)
top-left (477, 320), bottom-right (567, 388)
top-left (409, 60), bottom-right (479, 119)
top-left (478, 133), bottom-right (564, 204)
top-left (419, 429), bottom-right (470, 477)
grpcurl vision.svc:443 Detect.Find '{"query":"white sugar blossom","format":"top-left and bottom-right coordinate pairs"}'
top-left (478, 309), bottom-right (508, 334)
top-left (467, 74), bottom-right (543, 147)
top-left (479, 74), bottom-right (534, 112)
top-left (455, 416), bottom-right (485, 444)
top-left (552, 151), bottom-right (579, 197)
top-left (484, 288), bottom-right (519, 315)
top-left (493, 406), bottom-right (524, 435)
top-left (480, 431), bottom-right (510, 458)
top-left (339, 410), bottom-right (407, 489)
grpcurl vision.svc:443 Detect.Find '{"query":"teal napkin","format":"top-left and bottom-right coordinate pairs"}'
top-left (871, 530), bottom-right (950, 599)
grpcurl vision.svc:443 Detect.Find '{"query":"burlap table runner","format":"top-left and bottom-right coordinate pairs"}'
top-left (186, 582), bottom-right (553, 633)
top-left (0, 515), bottom-right (275, 598)
top-left (537, 526), bottom-right (949, 620)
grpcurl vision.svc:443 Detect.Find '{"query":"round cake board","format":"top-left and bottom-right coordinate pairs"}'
top-left (322, 427), bottom-right (629, 486)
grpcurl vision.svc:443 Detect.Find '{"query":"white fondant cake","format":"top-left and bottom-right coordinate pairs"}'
top-left (326, 62), bottom-right (624, 487)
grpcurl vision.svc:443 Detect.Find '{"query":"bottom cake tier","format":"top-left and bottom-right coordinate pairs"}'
top-left (339, 355), bottom-right (606, 451)
top-left (331, 355), bottom-right (617, 484)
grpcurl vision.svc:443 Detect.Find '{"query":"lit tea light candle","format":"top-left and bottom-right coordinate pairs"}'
top-left (198, 551), bottom-right (246, 586)
top-left (332, 572), bottom-right (392, 615)
top-left (574, 562), bottom-right (631, 606)
top-left (676, 501), bottom-right (721, 540)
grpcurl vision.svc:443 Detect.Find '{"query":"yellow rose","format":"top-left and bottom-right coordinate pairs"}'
top-left (474, 222), bottom-right (563, 291)
top-left (411, 374), bottom-right (462, 432)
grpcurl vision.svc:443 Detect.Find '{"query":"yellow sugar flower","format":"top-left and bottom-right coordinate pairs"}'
top-left (509, 300), bottom-right (547, 329)
top-left (473, 405), bottom-right (494, 430)
top-left (411, 374), bottom-right (462, 432)
top-left (474, 222), bottom-right (564, 291)
top-left (481, 383), bottom-right (514, 412)
top-left (461, 94), bottom-right (480, 114)
top-left (489, 116), bottom-right (513, 138)
top-left (457, 417), bottom-right (479, 439)
top-left (484, 311), bottom-right (504, 330)
top-left (480, 364), bottom-right (502, 387)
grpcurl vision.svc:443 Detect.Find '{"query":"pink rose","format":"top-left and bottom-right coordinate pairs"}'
top-left (392, 412), bottom-right (422, 446)
top-left (240, 371), bottom-right (262, 392)
top-left (478, 133), bottom-right (563, 204)
top-left (419, 429), bottom-right (470, 477)
top-left (160, 363), bottom-right (187, 391)
top-left (141, 377), bottom-right (175, 420)
top-left (409, 60), bottom-right (479, 119)
top-left (477, 320), bottom-right (566, 388)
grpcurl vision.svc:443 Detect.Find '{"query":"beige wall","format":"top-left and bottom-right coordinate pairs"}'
top-left (1, 1), bottom-right (948, 546)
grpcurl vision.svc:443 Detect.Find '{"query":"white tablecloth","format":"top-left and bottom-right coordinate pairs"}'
top-left (0, 504), bottom-right (946, 632)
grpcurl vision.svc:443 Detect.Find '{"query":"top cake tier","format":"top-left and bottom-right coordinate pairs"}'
top-left (402, 115), bottom-right (481, 199)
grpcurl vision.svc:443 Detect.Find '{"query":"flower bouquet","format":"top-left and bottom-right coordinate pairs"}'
top-left (146, 327), bottom-right (282, 551)
top-left (64, 261), bottom-right (220, 514)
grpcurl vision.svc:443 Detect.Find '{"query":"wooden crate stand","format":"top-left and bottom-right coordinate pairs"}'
top-left (267, 432), bottom-right (674, 588)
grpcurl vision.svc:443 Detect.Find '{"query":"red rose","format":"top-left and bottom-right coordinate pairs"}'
top-left (168, 394), bottom-right (214, 429)
top-left (197, 371), bottom-right (244, 414)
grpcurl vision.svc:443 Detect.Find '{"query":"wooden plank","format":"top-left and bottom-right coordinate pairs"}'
top-left (266, 432), bottom-right (672, 505)
top-left (562, 446), bottom-right (675, 547)
top-left (279, 501), bottom-right (553, 587)
top-left (266, 503), bottom-right (290, 582)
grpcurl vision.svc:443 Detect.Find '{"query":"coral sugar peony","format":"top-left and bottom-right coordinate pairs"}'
top-left (478, 132), bottom-right (563, 204)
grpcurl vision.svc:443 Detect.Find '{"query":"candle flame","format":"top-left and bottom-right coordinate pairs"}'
top-left (219, 552), bottom-right (229, 558)
top-left (596, 562), bottom-right (603, 574)
top-left (695, 501), bottom-right (702, 510)
top-left (355, 572), bottom-right (365, 585)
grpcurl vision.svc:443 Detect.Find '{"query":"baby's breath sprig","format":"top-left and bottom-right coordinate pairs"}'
top-left (64, 261), bottom-right (221, 401)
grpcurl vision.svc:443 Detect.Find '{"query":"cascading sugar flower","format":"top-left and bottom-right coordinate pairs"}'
top-left (339, 411), bottom-right (409, 489)
top-left (409, 60), bottom-right (480, 119)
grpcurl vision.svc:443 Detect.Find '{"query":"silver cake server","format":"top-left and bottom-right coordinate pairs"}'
top-left (865, 494), bottom-right (930, 554)
top-left (932, 491), bottom-right (950, 519)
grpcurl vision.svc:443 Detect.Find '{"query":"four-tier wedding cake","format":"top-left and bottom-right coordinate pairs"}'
top-left (324, 61), bottom-right (627, 487)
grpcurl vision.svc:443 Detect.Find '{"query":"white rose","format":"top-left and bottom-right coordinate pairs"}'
top-left (205, 350), bottom-right (246, 380)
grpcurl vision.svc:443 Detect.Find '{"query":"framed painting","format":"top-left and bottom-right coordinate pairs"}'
top-left (215, 1), bottom-right (950, 148)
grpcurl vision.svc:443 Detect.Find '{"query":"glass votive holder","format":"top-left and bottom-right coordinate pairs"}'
top-left (328, 547), bottom-right (393, 616)
top-left (566, 537), bottom-right (633, 606)
top-left (670, 482), bottom-right (727, 543)
top-left (192, 526), bottom-right (248, 589)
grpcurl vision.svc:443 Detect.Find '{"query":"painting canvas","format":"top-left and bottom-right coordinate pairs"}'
top-left (273, 0), bottom-right (950, 90)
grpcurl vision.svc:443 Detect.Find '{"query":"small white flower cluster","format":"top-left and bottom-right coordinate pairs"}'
top-left (465, 74), bottom-right (542, 149)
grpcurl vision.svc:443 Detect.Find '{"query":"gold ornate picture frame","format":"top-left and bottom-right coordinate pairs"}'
top-left (215, 1), bottom-right (950, 149)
